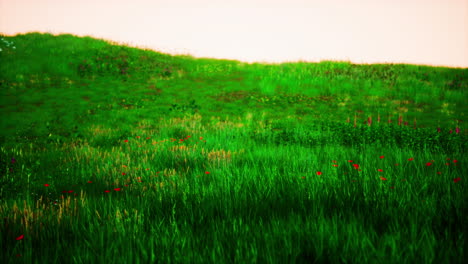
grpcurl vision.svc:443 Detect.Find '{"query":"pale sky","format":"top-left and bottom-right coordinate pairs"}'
top-left (0, 0), bottom-right (467, 68)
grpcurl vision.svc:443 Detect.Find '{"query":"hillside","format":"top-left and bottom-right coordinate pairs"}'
top-left (0, 32), bottom-right (466, 263)
top-left (0, 32), bottom-right (466, 152)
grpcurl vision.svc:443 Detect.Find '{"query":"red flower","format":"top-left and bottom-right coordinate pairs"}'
top-left (453, 177), bottom-right (461, 183)
top-left (348, 160), bottom-right (353, 163)
top-left (408, 158), bottom-right (414, 161)
top-left (44, 183), bottom-right (50, 187)
top-left (124, 139), bottom-right (129, 143)
top-left (316, 171), bottom-right (322, 175)
top-left (378, 169), bottom-right (383, 172)
top-left (104, 190), bottom-right (110, 193)
top-left (426, 162), bottom-right (432, 166)
top-left (379, 176), bottom-right (387, 181)
top-left (205, 171), bottom-right (210, 174)
top-left (114, 188), bottom-right (121, 191)
top-left (352, 164), bottom-right (359, 169)
top-left (379, 155), bottom-right (384, 159)
top-left (15, 234), bottom-right (24, 241)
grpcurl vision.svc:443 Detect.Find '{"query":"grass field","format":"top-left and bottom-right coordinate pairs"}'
top-left (0, 32), bottom-right (466, 264)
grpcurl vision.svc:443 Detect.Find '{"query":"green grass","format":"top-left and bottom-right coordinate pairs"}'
top-left (0, 32), bottom-right (466, 264)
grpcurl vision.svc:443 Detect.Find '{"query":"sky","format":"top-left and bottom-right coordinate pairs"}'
top-left (0, 0), bottom-right (467, 68)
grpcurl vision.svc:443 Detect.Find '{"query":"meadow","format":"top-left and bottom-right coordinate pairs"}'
top-left (0, 32), bottom-right (466, 264)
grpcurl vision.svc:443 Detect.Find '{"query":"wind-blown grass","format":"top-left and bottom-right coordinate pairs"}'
top-left (0, 32), bottom-right (466, 264)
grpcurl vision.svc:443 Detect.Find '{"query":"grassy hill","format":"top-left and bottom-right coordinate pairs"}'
top-left (0, 32), bottom-right (466, 263)
top-left (1, 32), bottom-right (466, 147)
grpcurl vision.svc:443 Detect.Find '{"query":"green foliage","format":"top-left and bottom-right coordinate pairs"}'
top-left (0, 33), bottom-right (466, 264)
top-left (73, 47), bottom-right (132, 79)
top-left (169, 99), bottom-right (200, 114)
top-left (444, 72), bottom-right (467, 91)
